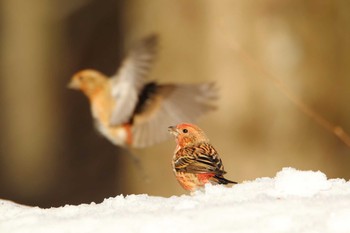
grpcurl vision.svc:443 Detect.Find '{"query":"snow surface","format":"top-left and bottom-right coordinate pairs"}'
top-left (1, 167), bottom-right (350, 233)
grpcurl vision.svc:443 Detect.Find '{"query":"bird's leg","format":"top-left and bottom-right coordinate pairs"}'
top-left (125, 149), bottom-right (150, 183)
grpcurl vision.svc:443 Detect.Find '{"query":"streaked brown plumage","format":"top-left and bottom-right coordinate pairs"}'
top-left (168, 123), bottom-right (237, 191)
top-left (68, 34), bottom-right (217, 148)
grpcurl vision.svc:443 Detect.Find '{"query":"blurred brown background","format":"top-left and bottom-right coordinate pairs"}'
top-left (0, 0), bottom-right (350, 208)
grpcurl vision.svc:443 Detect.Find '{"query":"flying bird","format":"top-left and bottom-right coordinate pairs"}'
top-left (168, 123), bottom-right (236, 192)
top-left (68, 34), bottom-right (217, 148)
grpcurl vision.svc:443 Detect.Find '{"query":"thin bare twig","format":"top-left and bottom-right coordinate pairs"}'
top-left (225, 37), bottom-right (350, 148)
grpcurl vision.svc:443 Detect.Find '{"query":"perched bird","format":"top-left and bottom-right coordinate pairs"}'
top-left (168, 123), bottom-right (236, 192)
top-left (68, 34), bottom-right (217, 148)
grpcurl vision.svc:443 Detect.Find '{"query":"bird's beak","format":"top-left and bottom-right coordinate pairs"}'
top-left (67, 78), bottom-right (80, 90)
top-left (168, 126), bottom-right (179, 136)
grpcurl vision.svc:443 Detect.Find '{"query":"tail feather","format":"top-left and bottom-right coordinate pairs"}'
top-left (214, 175), bottom-right (238, 185)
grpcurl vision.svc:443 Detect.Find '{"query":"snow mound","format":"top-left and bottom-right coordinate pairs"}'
top-left (273, 167), bottom-right (332, 197)
top-left (1, 167), bottom-right (350, 233)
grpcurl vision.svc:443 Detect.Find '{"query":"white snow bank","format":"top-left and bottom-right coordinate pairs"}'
top-left (273, 167), bottom-right (332, 197)
top-left (1, 167), bottom-right (350, 233)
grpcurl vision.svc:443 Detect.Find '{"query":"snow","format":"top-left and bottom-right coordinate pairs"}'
top-left (273, 168), bottom-right (332, 197)
top-left (1, 167), bottom-right (350, 233)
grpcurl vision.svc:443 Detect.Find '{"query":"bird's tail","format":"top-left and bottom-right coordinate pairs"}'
top-left (214, 175), bottom-right (238, 185)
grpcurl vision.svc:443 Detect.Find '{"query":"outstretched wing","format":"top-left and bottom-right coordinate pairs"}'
top-left (130, 82), bottom-right (218, 148)
top-left (174, 143), bottom-right (226, 175)
top-left (109, 34), bottom-right (158, 126)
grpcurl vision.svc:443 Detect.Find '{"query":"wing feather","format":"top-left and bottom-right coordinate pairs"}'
top-left (131, 83), bottom-right (218, 148)
top-left (109, 34), bottom-right (158, 126)
top-left (174, 143), bottom-right (226, 175)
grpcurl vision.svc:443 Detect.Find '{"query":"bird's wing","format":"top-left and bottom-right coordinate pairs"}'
top-left (174, 143), bottom-right (226, 175)
top-left (109, 34), bottom-right (158, 126)
top-left (130, 83), bottom-right (218, 148)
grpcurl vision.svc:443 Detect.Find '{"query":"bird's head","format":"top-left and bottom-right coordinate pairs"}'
top-left (168, 123), bottom-right (209, 148)
top-left (68, 69), bottom-right (108, 98)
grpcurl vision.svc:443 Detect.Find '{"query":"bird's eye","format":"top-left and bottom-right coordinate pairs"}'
top-left (182, 129), bottom-right (188, 133)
